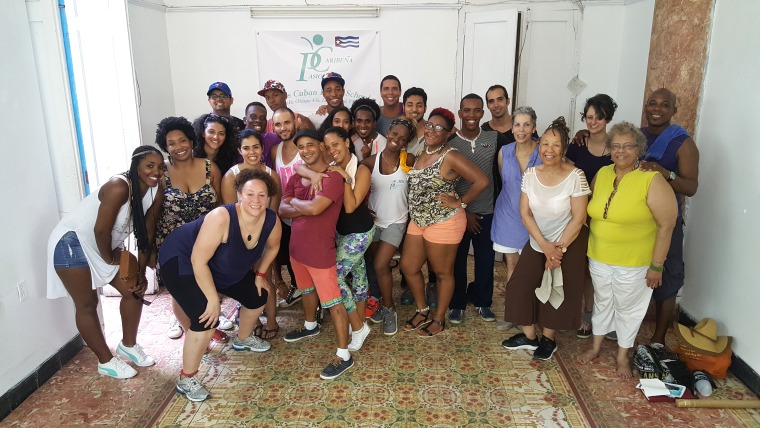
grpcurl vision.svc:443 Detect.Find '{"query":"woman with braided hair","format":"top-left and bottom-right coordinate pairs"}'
top-left (47, 145), bottom-right (164, 379)
top-left (501, 117), bottom-right (591, 361)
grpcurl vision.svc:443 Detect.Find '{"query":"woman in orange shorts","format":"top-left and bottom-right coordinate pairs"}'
top-left (400, 108), bottom-right (488, 336)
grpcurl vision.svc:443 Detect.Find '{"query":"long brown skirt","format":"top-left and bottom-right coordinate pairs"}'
top-left (504, 226), bottom-right (588, 331)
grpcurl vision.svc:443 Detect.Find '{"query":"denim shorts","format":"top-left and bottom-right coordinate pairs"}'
top-left (53, 231), bottom-right (89, 268)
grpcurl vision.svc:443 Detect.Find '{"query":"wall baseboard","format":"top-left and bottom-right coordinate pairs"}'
top-left (0, 335), bottom-right (84, 421)
top-left (678, 309), bottom-right (760, 399)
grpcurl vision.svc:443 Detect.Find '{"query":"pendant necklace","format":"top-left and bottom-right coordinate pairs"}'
top-left (239, 205), bottom-right (253, 242)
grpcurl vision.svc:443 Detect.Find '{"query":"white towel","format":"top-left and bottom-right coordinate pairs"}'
top-left (345, 154), bottom-right (358, 189)
top-left (535, 267), bottom-right (565, 309)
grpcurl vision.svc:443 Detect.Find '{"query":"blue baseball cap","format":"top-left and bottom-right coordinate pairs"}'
top-left (207, 82), bottom-right (232, 97)
top-left (321, 72), bottom-right (345, 89)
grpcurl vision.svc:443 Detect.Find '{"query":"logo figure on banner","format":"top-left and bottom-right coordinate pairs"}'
top-left (298, 34), bottom-right (333, 81)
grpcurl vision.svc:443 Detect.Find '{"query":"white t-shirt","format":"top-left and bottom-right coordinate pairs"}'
top-left (521, 167), bottom-right (590, 253)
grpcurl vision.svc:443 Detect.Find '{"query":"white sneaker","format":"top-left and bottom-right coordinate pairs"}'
top-left (167, 316), bottom-right (183, 339)
top-left (218, 315), bottom-right (234, 331)
top-left (347, 323), bottom-right (370, 352)
top-left (117, 341), bottom-right (156, 367)
top-left (97, 357), bottom-right (137, 379)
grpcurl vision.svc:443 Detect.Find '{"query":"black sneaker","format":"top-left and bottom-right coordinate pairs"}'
top-left (283, 325), bottom-right (320, 343)
top-left (502, 333), bottom-right (539, 350)
top-left (533, 337), bottom-right (558, 360)
top-left (278, 285), bottom-right (302, 308)
top-left (320, 356), bottom-right (354, 380)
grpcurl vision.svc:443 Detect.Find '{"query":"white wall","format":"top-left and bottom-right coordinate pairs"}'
top-left (0, 0), bottom-right (79, 394)
top-left (681, 0), bottom-right (760, 372)
top-left (162, 5), bottom-right (460, 122)
top-left (572, 0), bottom-right (653, 132)
top-left (128, 1), bottom-right (175, 147)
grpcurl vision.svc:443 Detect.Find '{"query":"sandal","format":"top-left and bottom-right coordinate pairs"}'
top-left (261, 325), bottom-right (279, 340)
top-left (404, 307), bottom-right (432, 330)
top-left (419, 319), bottom-right (445, 337)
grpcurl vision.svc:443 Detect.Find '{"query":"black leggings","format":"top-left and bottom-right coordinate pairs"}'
top-left (162, 257), bottom-right (268, 332)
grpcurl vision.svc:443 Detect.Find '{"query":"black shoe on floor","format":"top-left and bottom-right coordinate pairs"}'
top-left (502, 333), bottom-right (539, 350)
top-left (533, 337), bottom-right (558, 360)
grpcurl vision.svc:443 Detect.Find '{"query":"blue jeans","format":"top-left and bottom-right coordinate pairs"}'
top-left (53, 231), bottom-right (89, 268)
top-left (450, 213), bottom-right (495, 309)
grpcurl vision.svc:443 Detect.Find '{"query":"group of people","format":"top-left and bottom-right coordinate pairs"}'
top-left (46, 69), bottom-right (699, 401)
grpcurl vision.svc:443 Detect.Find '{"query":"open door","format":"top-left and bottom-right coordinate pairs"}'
top-left (64, 0), bottom-right (141, 191)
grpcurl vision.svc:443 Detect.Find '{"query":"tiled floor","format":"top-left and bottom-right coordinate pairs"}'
top-left (3, 259), bottom-right (759, 427)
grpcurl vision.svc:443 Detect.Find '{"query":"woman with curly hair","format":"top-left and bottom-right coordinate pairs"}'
top-left (47, 146), bottom-right (164, 378)
top-left (193, 113), bottom-right (239, 174)
top-left (153, 116), bottom-right (226, 340)
top-left (501, 117), bottom-right (591, 361)
top-left (401, 108), bottom-right (488, 337)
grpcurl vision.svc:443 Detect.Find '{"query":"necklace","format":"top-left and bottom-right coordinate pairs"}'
top-left (238, 204), bottom-right (254, 242)
top-left (381, 152), bottom-right (399, 171)
top-left (604, 160), bottom-right (640, 219)
top-left (456, 129), bottom-right (482, 153)
top-left (425, 144), bottom-right (445, 155)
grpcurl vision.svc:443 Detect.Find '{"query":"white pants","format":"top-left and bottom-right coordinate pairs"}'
top-left (589, 259), bottom-right (652, 349)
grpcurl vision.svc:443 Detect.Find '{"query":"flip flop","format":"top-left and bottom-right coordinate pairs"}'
top-left (261, 326), bottom-right (279, 340)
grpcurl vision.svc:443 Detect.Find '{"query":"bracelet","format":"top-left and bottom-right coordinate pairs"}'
top-left (254, 271), bottom-right (267, 278)
top-left (649, 263), bottom-right (665, 273)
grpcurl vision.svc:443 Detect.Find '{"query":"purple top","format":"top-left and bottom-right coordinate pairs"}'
top-left (159, 204), bottom-right (276, 289)
top-left (491, 142), bottom-right (542, 249)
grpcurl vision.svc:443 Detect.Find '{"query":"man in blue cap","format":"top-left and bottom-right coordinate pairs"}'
top-left (207, 81), bottom-right (245, 131)
top-left (310, 72), bottom-right (346, 129)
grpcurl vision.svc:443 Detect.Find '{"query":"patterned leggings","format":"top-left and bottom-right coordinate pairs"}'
top-left (336, 228), bottom-right (375, 314)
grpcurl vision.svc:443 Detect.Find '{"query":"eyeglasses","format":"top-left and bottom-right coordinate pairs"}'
top-left (209, 94), bottom-right (231, 100)
top-left (610, 144), bottom-right (638, 152)
top-left (424, 122), bottom-right (449, 133)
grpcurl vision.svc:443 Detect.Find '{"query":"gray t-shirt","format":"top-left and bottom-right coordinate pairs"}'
top-left (448, 130), bottom-right (499, 215)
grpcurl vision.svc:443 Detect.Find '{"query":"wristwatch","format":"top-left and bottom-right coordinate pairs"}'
top-left (460, 201), bottom-right (468, 209)
top-left (667, 171), bottom-right (676, 182)
top-left (344, 177), bottom-right (353, 184)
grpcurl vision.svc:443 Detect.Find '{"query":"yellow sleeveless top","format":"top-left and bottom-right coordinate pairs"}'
top-left (588, 165), bottom-right (658, 266)
top-left (399, 150), bottom-right (412, 173)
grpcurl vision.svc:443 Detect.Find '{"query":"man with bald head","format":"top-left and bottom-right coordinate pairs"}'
top-left (638, 88), bottom-right (700, 346)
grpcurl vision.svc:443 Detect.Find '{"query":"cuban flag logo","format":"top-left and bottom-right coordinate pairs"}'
top-left (335, 36), bottom-right (359, 48)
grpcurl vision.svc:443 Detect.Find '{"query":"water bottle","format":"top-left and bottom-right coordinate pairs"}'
top-left (693, 371), bottom-right (713, 397)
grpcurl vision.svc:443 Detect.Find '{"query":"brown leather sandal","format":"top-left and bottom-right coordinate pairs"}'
top-left (418, 319), bottom-right (445, 337)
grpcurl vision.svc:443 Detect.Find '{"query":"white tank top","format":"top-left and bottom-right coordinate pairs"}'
top-left (275, 143), bottom-right (303, 226)
top-left (368, 154), bottom-right (409, 228)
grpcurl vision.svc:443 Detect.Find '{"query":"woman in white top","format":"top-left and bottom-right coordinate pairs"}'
top-left (362, 117), bottom-right (416, 335)
top-left (47, 146), bottom-right (164, 379)
top-left (221, 128), bottom-right (282, 339)
top-left (500, 117), bottom-right (591, 361)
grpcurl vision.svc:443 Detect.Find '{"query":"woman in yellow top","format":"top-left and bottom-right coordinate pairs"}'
top-left (578, 122), bottom-right (677, 378)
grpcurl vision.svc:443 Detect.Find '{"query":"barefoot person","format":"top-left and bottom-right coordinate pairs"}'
top-left (47, 146), bottom-right (164, 379)
top-left (577, 122), bottom-right (677, 378)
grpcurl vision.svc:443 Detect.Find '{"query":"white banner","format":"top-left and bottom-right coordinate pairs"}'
top-left (256, 31), bottom-right (380, 115)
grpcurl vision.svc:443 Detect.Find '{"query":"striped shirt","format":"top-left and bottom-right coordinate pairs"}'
top-left (448, 130), bottom-right (500, 215)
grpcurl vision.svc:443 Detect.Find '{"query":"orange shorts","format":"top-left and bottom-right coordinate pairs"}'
top-left (290, 257), bottom-right (342, 309)
top-left (406, 209), bottom-right (466, 244)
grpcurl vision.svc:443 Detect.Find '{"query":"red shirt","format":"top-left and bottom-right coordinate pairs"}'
top-left (283, 170), bottom-right (344, 268)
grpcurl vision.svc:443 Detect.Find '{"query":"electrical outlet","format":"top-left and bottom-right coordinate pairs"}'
top-left (17, 281), bottom-right (28, 302)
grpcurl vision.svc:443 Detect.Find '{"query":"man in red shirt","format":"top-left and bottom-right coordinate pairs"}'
top-left (278, 129), bottom-right (354, 380)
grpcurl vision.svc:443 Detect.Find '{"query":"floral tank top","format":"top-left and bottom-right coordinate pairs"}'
top-left (408, 147), bottom-right (460, 227)
top-left (156, 159), bottom-right (217, 249)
